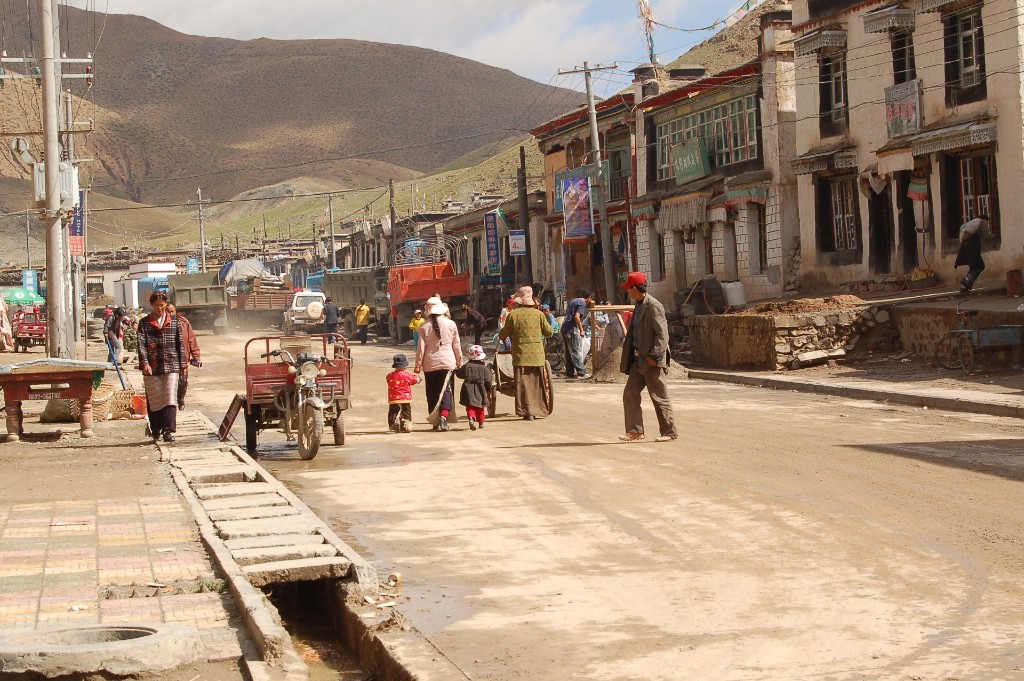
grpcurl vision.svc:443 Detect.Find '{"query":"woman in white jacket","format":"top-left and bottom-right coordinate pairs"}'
top-left (414, 301), bottom-right (464, 431)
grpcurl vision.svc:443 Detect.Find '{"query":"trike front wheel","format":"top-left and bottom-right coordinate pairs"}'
top-left (297, 403), bottom-right (324, 460)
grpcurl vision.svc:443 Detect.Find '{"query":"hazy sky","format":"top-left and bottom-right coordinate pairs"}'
top-left (67, 0), bottom-right (734, 92)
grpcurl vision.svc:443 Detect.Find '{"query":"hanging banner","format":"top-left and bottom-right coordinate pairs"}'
top-left (509, 230), bottom-right (526, 256)
top-left (68, 191), bottom-right (85, 257)
top-left (22, 269), bottom-right (38, 294)
top-left (484, 212), bottom-right (502, 275)
top-left (186, 257), bottom-right (200, 274)
top-left (561, 176), bottom-right (594, 242)
top-left (553, 161), bottom-right (609, 212)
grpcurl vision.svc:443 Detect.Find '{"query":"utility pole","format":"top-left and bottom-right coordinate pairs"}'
top-left (39, 0), bottom-right (70, 357)
top-left (517, 145), bottom-right (533, 286)
top-left (327, 194), bottom-right (336, 269)
top-left (25, 210), bottom-right (31, 269)
top-left (557, 61), bottom-right (618, 301)
top-left (188, 188), bottom-right (211, 271)
top-left (389, 179), bottom-right (397, 259)
top-left (66, 90), bottom-right (82, 343)
top-left (312, 220), bottom-right (318, 270)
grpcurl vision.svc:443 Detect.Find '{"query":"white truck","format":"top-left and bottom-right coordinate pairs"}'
top-left (282, 290), bottom-right (327, 335)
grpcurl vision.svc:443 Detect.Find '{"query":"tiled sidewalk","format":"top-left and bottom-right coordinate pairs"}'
top-left (0, 495), bottom-right (242, 659)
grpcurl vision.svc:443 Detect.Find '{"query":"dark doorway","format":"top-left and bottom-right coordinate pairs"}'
top-left (868, 184), bottom-right (894, 274)
top-left (895, 171), bottom-right (919, 272)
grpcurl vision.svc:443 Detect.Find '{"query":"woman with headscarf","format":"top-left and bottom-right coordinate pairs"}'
top-left (414, 299), bottom-right (463, 431)
top-left (498, 286), bottom-right (553, 420)
top-left (137, 291), bottom-right (185, 442)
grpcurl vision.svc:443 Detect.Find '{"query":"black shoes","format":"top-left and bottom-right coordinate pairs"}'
top-left (523, 415), bottom-right (535, 421)
top-left (162, 431), bottom-right (175, 443)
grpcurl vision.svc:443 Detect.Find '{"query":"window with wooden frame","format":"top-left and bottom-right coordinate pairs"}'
top-left (818, 54), bottom-right (848, 137)
top-left (942, 152), bottom-right (997, 241)
top-left (748, 203), bottom-right (769, 273)
top-left (816, 177), bottom-right (859, 252)
top-left (890, 31), bottom-right (916, 85)
top-left (944, 7), bottom-right (986, 106)
top-left (682, 95), bottom-right (759, 168)
top-left (655, 118), bottom-right (684, 181)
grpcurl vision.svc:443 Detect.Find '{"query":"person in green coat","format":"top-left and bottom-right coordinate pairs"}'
top-left (498, 286), bottom-right (553, 420)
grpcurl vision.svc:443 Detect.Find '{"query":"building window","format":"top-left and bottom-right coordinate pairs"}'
top-left (817, 177), bottom-right (859, 252)
top-left (748, 203), bottom-right (769, 274)
top-left (651, 231), bottom-right (666, 281)
top-left (944, 8), bottom-right (985, 106)
top-left (471, 236), bottom-right (481, 276)
top-left (891, 31), bottom-right (916, 84)
top-left (819, 54), bottom-right (848, 136)
top-left (655, 118), bottom-right (684, 181)
top-left (943, 152), bottom-right (997, 241)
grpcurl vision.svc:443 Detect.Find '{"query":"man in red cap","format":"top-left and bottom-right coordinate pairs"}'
top-left (618, 271), bottom-right (677, 442)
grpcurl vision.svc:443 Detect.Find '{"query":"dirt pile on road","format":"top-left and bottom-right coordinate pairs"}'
top-left (733, 295), bottom-right (867, 317)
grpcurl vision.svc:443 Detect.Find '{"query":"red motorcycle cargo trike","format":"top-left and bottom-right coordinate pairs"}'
top-left (229, 335), bottom-right (351, 459)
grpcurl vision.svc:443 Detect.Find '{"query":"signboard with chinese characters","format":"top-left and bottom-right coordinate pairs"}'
top-left (68, 191), bottom-right (85, 257)
top-left (554, 161), bottom-right (610, 212)
top-left (484, 212), bottom-right (502, 275)
top-left (186, 257), bottom-right (200, 274)
top-left (885, 79), bottom-right (921, 138)
top-left (22, 269), bottom-right (38, 294)
top-left (672, 138), bottom-right (710, 185)
top-left (561, 177), bottom-right (594, 241)
top-left (508, 230), bottom-right (526, 256)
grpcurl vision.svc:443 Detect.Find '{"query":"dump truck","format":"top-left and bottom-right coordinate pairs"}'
top-left (387, 261), bottom-right (471, 343)
top-left (306, 267), bottom-right (390, 337)
top-left (167, 272), bottom-right (227, 334)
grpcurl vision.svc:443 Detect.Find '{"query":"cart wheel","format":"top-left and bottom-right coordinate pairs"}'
top-left (297, 404), bottom-right (324, 460)
top-left (332, 411), bottom-right (345, 446)
top-left (957, 335), bottom-right (975, 375)
top-left (244, 404), bottom-right (260, 454)
top-left (933, 333), bottom-right (962, 370)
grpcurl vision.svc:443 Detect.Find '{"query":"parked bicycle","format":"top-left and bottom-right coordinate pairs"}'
top-left (933, 301), bottom-right (1024, 375)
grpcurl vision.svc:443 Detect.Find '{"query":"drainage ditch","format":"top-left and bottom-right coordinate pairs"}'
top-left (264, 581), bottom-right (367, 681)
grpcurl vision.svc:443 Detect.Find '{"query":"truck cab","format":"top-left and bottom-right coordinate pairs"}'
top-left (282, 290), bottom-right (327, 335)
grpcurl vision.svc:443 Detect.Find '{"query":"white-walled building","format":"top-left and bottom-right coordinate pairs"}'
top-left (792, 0), bottom-right (1024, 287)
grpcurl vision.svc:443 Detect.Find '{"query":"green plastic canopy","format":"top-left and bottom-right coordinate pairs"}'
top-left (0, 288), bottom-right (45, 305)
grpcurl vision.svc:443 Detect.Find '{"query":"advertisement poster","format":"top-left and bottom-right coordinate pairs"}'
top-left (561, 177), bottom-right (594, 241)
top-left (68, 191), bottom-right (85, 256)
top-left (186, 257), bottom-right (200, 274)
top-left (484, 212), bottom-right (502, 275)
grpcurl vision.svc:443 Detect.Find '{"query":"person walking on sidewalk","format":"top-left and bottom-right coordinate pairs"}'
top-left (323, 297), bottom-right (340, 342)
top-left (499, 286), bottom-right (553, 420)
top-left (955, 214), bottom-right (989, 293)
top-left (457, 344), bottom-right (492, 430)
top-left (166, 304), bottom-right (201, 411)
top-left (618, 272), bottom-right (677, 443)
top-left (562, 289), bottom-right (593, 379)
top-left (137, 291), bottom-right (185, 443)
top-left (414, 301), bottom-right (464, 431)
top-left (386, 354), bottom-right (420, 433)
top-left (354, 299), bottom-right (372, 344)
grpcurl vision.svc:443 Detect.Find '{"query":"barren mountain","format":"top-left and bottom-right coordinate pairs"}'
top-left (0, 4), bottom-right (580, 205)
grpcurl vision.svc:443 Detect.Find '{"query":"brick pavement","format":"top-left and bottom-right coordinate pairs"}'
top-left (0, 494), bottom-right (242, 661)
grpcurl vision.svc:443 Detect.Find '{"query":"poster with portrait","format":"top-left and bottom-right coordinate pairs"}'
top-left (561, 176), bottom-right (594, 242)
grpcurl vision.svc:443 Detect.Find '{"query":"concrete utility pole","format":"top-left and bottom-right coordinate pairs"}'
top-left (25, 210), bottom-right (31, 269)
top-left (66, 90), bottom-right (83, 343)
top-left (557, 61), bottom-right (618, 301)
top-left (327, 194), bottom-right (336, 269)
top-left (189, 188), bottom-right (211, 271)
top-left (517, 145), bottom-right (533, 286)
top-left (389, 179), bottom-right (397, 258)
top-left (39, 0), bottom-right (70, 357)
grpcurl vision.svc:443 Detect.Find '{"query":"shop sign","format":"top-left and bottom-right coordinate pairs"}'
top-left (509, 230), bottom-right (526, 256)
top-left (561, 177), bottom-right (595, 241)
top-left (484, 212), bottom-right (502, 275)
top-left (672, 138), bottom-right (710, 185)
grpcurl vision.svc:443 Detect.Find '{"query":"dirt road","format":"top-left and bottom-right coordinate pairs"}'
top-left (190, 330), bottom-right (1024, 680)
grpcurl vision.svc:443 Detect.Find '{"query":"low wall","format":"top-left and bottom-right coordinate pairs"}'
top-left (772, 309), bottom-right (863, 369)
top-left (685, 315), bottom-right (776, 370)
top-left (893, 306), bottom-right (1024, 357)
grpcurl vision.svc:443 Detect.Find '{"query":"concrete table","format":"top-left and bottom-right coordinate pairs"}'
top-left (0, 359), bottom-right (111, 441)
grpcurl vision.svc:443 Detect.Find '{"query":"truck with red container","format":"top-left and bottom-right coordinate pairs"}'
top-left (386, 236), bottom-right (470, 343)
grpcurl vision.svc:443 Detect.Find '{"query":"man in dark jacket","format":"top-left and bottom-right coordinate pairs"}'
top-left (461, 304), bottom-right (487, 346)
top-left (955, 214), bottom-right (989, 293)
top-left (618, 272), bottom-right (676, 442)
top-left (323, 297), bottom-right (340, 342)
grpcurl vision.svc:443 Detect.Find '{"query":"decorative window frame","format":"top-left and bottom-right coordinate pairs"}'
top-left (863, 7), bottom-right (915, 33)
top-left (795, 30), bottom-right (847, 58)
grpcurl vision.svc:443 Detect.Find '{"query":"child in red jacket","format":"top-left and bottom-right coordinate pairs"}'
top-left (386, 354), bottom-right (420, 433)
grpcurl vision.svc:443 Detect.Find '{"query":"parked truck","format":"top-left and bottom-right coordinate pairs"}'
top-left (388, 261), bottom-right (471, 343)
top-left (167, 272), bottom-right (227, 334)
top-left (306, 267), bottom-right (390, 337)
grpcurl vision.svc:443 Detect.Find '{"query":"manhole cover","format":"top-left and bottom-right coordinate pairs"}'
top-left (0, 623), bottom-right (204, 677)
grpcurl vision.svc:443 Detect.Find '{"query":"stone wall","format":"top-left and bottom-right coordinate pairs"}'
top-left (685, 315), bottom-right (777, 370)
top-left (893, 307), bottom-right (1024, 357)
top-left (772, 309), bottom-right (863, 369)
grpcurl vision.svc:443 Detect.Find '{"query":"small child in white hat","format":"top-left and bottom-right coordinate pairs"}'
top-left (455, 345), bottom-right (492, 430)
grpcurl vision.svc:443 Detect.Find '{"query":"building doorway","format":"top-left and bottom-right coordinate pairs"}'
top-left (868, 184), bottom-right (894, 275)
top-left (894, 171), bottom-right (918, 272)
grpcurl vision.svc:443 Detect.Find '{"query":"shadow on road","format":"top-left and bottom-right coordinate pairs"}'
top-left (849, 439), bottom-right (1024, 482)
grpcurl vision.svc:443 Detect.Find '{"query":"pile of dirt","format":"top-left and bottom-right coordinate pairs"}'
top-left (733, 295), bottom-right (867, 317)
top-left (592, 347), bottom-right (626, 384)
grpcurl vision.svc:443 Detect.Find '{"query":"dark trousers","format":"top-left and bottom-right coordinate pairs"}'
top-left (388, 403), bottom-right (412, 426)
top-left (323, 322), bottom-right (339, 342)
top-left (424, 370), bottom-right (453, 415)
top-left (963, 261), bottom-right (986, 289)
top-left (357, 325), bottom-right (368, 344)
top-left (177, 370), bottom-right (189, 408)
top-left (148, 405), bottom-right (178, 436)
top-left (474, 327), bottom-right (484, 346)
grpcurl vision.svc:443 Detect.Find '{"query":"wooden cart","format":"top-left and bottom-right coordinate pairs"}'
top-left (487, 351), bottom-right (553, 418)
